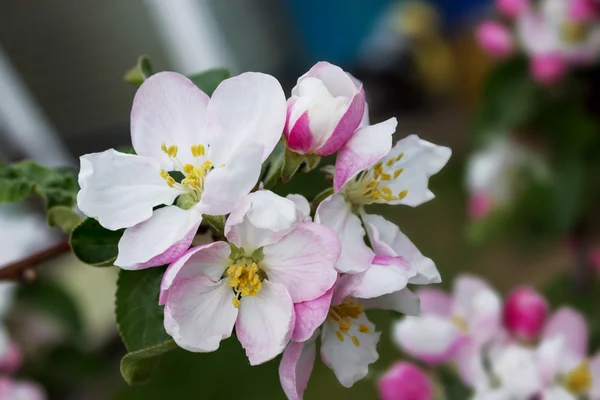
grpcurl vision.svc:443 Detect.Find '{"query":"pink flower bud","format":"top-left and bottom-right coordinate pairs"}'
top-left (378, 362), bottom-right (433, 400)
top-left (468, 192), bottom-right (494, 220)
top-left (0, 341), bottom-right (22, 374)
top-left (568, 0), bottom-right (598, 23)
top-left (504, 287), bottom-right (548, 341)
top-left (285, 62), bottom-right (365, 156)
top-left (530, 54), bottom-right (568, 85)
top-left (496, 0), bottom-right (529, 18)
top-left (476, 21), bottom-right (514, 59)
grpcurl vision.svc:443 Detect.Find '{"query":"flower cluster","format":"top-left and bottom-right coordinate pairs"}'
top-left (386, 274), bottom-right (600, 400)
top-left (76, 61), bottom-right (451, 396)
top-left (477, 0), bottom-right (600, 84)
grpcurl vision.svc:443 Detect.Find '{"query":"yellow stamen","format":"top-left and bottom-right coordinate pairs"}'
top-left (358, 324), bottom-right (370, 333)
top-left (380, 172), bottom-right (391, 181)
top-left (394, 168), bottom-right (404, 179)
top-left (566, 361), bottom-right (592, 395)
top-left (226, 262), bottom-right (263, 308)
top-left (232, 297), bottom-right (241, 308)
top-left (336, 331), bottom-right (344, 342)
top-left (191, 144), bottom-right (205, 158)
top-left (385, 158), bottom-right (395, 167)
top-left (451, 315), bottom-right (468, 333)
top-left (398, 190), bottom-right (408, 199)
top-left (395, 152), bottom-right (404, 162)
top-left (159, 169), bottom-right (176, 188)
top-left (351, 336), bottom-right (360, 347)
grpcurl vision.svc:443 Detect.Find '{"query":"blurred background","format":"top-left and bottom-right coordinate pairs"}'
top-left (0, 0), bottom-right (590, 398)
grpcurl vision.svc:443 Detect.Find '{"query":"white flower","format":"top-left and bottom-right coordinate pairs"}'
top-left (77, 72), bottom-right (286, 269)
top-left (160, 191), bottom-right (340, 365)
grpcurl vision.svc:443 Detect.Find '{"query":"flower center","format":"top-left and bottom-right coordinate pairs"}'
top-left (225, 260), bottom-right (265, 308)
top-left (562, 22), bottom-right (588, 44)
top-left (328, 298), bottom-right (370, 347)
top-left (450, 315), bottom-right (468, 333)
top-left (159, 143), bottom-right (218, 204)
top-left (343, 152), bottom-right (408, 205)
top-left (565, 360), bottom-right (592, 395)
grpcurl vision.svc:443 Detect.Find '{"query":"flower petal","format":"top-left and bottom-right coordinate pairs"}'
top-left (362, 288), bottom-right (421, 316)
top-left (294, 62), bottom-right (360, 98)
top-left (224, 190), bottom-right (299, 250)
top-left (415, 288), bottom-right (452, 316)
top-left (199, 144), bottom-right (263, 216)
top-left (315, 195), bottom-right (374, 274)
top-left (589, 352), bottom-right (600, 398)
top-left (292, 287), bottom-right (334, 342)
top-left (114, 206), bottom-right (202, 269)
top-left (334, 255), bottom-right (415, 301)
top-left (286, 194), bottom-right (312, 222)
top-left (0, 378), bottom-right (45, 400)
top-left (77, 150), bottom-right (179, 230)
top-left (279, 336), bottom-right (318, 400)
top-left (206, 72), bottom-right (286, 164)
top-left (285, 106), bottom-right (314, 154)
top-left (455, 342), bottom-right (488, 388)
top-left (320, 313), bottom-right (380, 387)
top-left (392, 315), bottom-right (463, 364)
top-left (383, 135), bottom-right (452, 207)
top-left (333, 118), bottom-right (396, 192)
top-left (164, 277), bottom-right (237, 352)
top-left (237, 281), bottom-right (295, 365)
top-left (542, 307), bottom-right (588, 358)
top-left (262, 222), bottom-right (339, 303)
top-left (363, 212), bottom-right (441, 284)
top-left (159, 241), bottom-right (230, 305)
top-left (131, 72), bottom-right (209, 169)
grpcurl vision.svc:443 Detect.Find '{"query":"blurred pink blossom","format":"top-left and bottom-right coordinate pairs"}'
top-left (476, 21), bottom-right (514, 59)
top-left (378, 362), bottom-right (433, 400)
top-left (496, 0), bottom-right (530, 18)
top-left (503, 287), bottom-right (549, 341)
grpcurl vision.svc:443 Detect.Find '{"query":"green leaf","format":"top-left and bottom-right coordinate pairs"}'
top-left (124, 56), bottom-right (154, 86)
top-left (47, 206), bottom-right (83, 234)
top-left (0, 178), bottom-right (33, 202)
top-left (187, 68), bottom-right (232, 96)
top-left (311, 187), bottom-right (333, 212)
top-left (120, 340), bottom-right (177, 385)
top-left (17, 277), bottom-right (85, 342)
top-left (260, 141), bottom-right (285, 190)
top-left (69, 218), bottom-right (123, 266)
top-left (116, 267), bottom-right (171, 352)
top-left (202, 214), bottom-right (225, 238)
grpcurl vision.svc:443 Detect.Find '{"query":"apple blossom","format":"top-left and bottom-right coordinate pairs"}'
top-left (160, 190), bottom-right (340, 365)
top-left (496, 0), bottom-right (529, 19)
top-left (477, 21), bottom-right (514, 59)
top-left (0, 377), bottom-right (45, 400)
top-left (77, 71), bottom-right (287, 270)
top-left (392, 275), bottom-right (502, 386)
top-left (378, 362), bottom-right (434, 400)
top-left (284, 62), bottom-right (366, 156)
top-left (503, 286), bottom-right (549, 341)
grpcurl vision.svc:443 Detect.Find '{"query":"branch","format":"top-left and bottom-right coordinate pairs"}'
top-left (0, 241), bottom-right (71, 281)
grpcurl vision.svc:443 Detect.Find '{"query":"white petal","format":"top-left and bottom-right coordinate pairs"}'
top-left (542, 386), bottom-right (577, 400)
top-left (114, 206), bottom-right (202, 269)
top-left (392, 315), bottom-right (463, 364)
top-left (320, 313), bottom-right (380, 387)
top-left (159, 241), bottom-right (231, 305)
top-left (294, 62), bottom-right (360, 98)
top-left (164, 277), bottom-right (237, 352)
top-left (363, 213), bottom-right (441, 284)
top-left (362, 288), bottom-right (421, 316)
top-left (262, 222), bottom-right (339, 303)
top-left (199, 144), bottom-right (263, 216)
top-left (315, 195), bottom-right (374, 274)
top-left (279, 336), bottom-right (318, 400)
top-left (206, 72), bottom-right (286, 164)
top-left (77, 150), bottom-right (179, 230)
top-left (489, 344), bottom-right (543, 398)
top-left (131, 72), bottom-right (210, 169)
top-left (224, 190), bottom-right (299, 250)
top-left (237, 281), bottom-right (295, 365)
top-left (286, 194), bottom-right (312, 222)
top-left (384, 135), bottom-right (452, 207)
top-left (542, 307), bottom-right (588, 359)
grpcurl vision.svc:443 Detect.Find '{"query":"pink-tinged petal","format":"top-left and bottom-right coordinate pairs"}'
top-left (279, 337), bottom-right (318, 400)
top-left (237, 281), bottom-right (295, 365)
top-left (363, 213), bottom-right (441, 284)
top-left (542, 307), bottom-right (588, 358)
top-left (588, 352), bottom-right (600, 398)
top-left (468, 192), bottom-right (494, 221)
top-left (378, 362), bottom-right (434, 400)
top-left (77, 150), bottom-right (180, 230)
top-left (536, 336), bottom-right (564, 384)
top-left (384, 135), bottom-right (452, 207)
top-left (503, 286), bottom-right (548, 341)
top-left (496, 0), bottom-right (529, 18)
top-left (455, 342), bottom-right (488, 388)
top-left (334, 255), bottom-right (415, 301)
top-left (416, 288), bottom-right (452, 316)
top-left (114, 206), bottom-right (202, 270)
top-left (285, 108), bottom-right (314, 155)
top-left (286, 194), bottom-right (311, 222)
top-left (453, 275), bottom-right (502, 346)
top-left (321, 313), bottom-right (380, 387)
top-left (316, 87), bottom-right (365, 156)
top-left (224, 190), bottom-right (299, 250)
top-left (542, 386), bottom-right (577, 400)
top-left (477, 21), bottom-right (514, 59)
top-left (0, 378), bottom-right (46, 400)
top-left (530, 54), bottom-right (568, 85)
top-left (200, 144), bottom-right (263, 216)
top-left (568, 0), bottom-right (598, 23)
top-left (131, 72), bottom-right (209, 169)
top-left (295, 62), bottom-right (359, 98)
top-left (164, 277), bottom-right (237, 352)
top-left (362, 288), bottom-right (421, 316)
top-left (393, 316), bottom-right (463, 365)
top-left (206, 72), bottom-right (286, 164)
top-left (0, 341), bottom-right (22, 374)
top-left (159, 241), bottom-right (230, 305)
top-left (292, 287), bottom-right (334, 342)
top-left (333, 118), bottom-right (396, 192)
top-left (315, 195), bottom-right (374, 274)
top-left (262, 222), bottom-right (339, 303)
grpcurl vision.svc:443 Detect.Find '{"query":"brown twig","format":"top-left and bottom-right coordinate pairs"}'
top-left (0, 241), bottom-right (71, 281)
